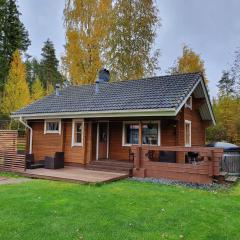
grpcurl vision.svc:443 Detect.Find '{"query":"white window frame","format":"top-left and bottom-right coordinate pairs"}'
top-left (71, 119), bottom-right (84, 147)
top-left (184, 120), bottom-right (192, 147)
top-left (44, 119), bottom-right (61, 134)
top-left (185, 96), bottom-right (192, 109)
top-left (122, 121), bottom-right (140, 146)
top-left (141, 121), bottom-right (161, 146)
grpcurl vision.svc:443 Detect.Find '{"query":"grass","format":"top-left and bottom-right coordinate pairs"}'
top-left (0, 171), bottom-right (22, 178)
top-left (0, 179), bottom-right (240, 240)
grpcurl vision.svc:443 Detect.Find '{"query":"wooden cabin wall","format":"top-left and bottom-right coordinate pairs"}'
top-left (29, 120), bottom-right (85, 165)
top-left (63, 121), bottom-right (85, 165)
top-left (30, 121), bottom-right (63, 161)
top-left (108, 122), bottom-right (129, 161)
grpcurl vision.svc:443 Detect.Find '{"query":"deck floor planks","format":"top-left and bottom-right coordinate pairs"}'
top-left (24, 166), bottom-right (128, 184)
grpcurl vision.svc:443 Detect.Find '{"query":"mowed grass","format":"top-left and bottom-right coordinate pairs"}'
top-left (0, 179), bottom-right (240, 240)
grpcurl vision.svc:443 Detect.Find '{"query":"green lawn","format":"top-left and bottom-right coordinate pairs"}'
top-left (0, 179), bottom-right (240, 240)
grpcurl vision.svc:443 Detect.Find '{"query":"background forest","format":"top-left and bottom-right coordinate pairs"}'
top-left (0, 0), bottom-right (239, 145)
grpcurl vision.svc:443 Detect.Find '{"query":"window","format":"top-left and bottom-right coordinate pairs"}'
top-left (72, 120), bottom-right (84, 146)
top-left (142, 121), bottom-right (160, 145)
top-left (185, 96), bottom-right (192, 109)
top-left (185, 120), bottom-right (191, 147)
top-left (44, 120), bottom-right (61, 134)
top-left (122, 122), bottom-right (139, 146)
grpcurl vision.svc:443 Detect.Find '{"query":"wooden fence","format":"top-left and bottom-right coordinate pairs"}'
top-left (131, 146), bottom-right (224, 184)
top-left (0, 130), bottom-right (26, 172)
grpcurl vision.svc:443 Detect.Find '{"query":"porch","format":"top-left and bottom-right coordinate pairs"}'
top-left (0, 128), bottom-right (224, 184)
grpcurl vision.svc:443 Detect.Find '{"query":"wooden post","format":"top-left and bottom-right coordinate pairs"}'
top-left (86, 121), bottom-right (92, 164)
top-left (139, 121), bottom-right (142, 146)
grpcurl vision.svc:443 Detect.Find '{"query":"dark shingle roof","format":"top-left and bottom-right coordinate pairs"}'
top-left (12, 72), bottom-right (202, 116)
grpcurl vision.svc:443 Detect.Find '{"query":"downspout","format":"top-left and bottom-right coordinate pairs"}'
top-left (19, 116), bottom-right (33, 154)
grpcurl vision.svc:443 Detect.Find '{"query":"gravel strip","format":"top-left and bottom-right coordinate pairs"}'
top-left (130, 177), bottom-right (228, 191)
top-left (0, 177), bottom-right (32, 185)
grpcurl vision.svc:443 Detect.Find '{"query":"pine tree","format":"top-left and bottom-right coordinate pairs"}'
top-left (63, 0), bottom-right (112, 85)
top-left (0, 0), bottom-right (30, 92)
top-left (31, 77), bottom-right (45, 102)
top-left (1, 49), bottom-right (30, 115)
top-left (25, 57), bottom-right (41, 87)
top-left (39, 39), bottom-right (62, 91)
top-left (107, 0), bottom-right (160, 81)
top-left (231, 47), bottom-right (240, 96)
top-left (217, 71), bottom-right (235, 97)
top-left (169, 45), bottom-right (208, 83)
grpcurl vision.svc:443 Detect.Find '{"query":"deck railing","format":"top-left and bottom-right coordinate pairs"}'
top-left (130, 146), bottom-right (224, 184)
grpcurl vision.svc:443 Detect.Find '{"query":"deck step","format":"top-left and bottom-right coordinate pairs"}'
top-left (86, 164), bottom-right (131, 173)
top-left (225, 176), bottom-right (238, 183)
top-left (91, 160), bottom-right (133, 168)
top-left (219, 171), bottom-right (228, 177)
top-left (86, 160), bottom-right (133, 176)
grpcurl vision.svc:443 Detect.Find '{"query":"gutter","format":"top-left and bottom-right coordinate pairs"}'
top-left (19, 116), bottom-right (33, 154)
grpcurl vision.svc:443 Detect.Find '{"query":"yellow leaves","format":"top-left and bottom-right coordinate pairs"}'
top-left (172, 45), bottom-right (208, 84)
top-left (214, 97), bottom-right (240, 144)
top-left (31, 77), bottom-right (45, 102)
top-left (1, 49), bottom-right (30, 115)
top-left (63, 0), bottom-right (112, 85)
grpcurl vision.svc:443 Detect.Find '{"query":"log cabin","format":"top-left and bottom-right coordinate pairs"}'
top-left (11, 71), bottom-right (223, 184)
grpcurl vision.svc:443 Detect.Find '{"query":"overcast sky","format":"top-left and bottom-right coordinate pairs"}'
top-left (18, 0), bottom-right (240, 98)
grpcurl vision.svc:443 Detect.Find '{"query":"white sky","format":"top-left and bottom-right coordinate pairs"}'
top-left (18, 0), bottom-right (240, 99)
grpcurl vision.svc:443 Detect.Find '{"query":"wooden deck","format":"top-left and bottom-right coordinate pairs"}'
top-left (24, 166), bottom-right (128, 184)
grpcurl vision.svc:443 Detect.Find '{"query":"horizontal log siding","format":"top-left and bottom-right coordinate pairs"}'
top-left (63, 121), bottom-right (85, 164)
top-left (109, 122), bottom-right (129, 160)
top-left (30, 120), bottom-right (85, 164)
top-left (161, 120), bottom-right (177, 146)
top-left (30, 121), bottom-right (63, 161)
top-left (184, 97), bottom-right (207, 146)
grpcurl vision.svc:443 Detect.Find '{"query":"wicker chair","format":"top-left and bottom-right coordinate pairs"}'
top-left (44, 152), bottom-right (64, 169)
top-left (26, 154), bottom-right (44, 169)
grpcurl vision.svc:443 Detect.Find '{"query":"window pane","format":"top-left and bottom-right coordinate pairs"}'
top-left (185, 122), bottom-right (191, 146)
top-left (99, 124), bottom-right (107, 142)
top-left (75, 123), bottom-right (82, 143)
top-left (125, 124), bottom-right (139, 144)
top-left (47, 122), bottom-right (59, 131)
top-left (142, 123), bottom-right (158, 145)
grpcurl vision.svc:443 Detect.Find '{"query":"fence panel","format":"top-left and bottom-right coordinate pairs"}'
top-left (221, 151), bottom-right (240, 175)
top-left (0, 130), bottom-right (26, 172)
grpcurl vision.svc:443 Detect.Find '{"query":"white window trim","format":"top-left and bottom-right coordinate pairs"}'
top-left (184, 120), bottom-right (192, 147)
top-left (185, 96), bottom-right (192, 109)
top-left (71, 119), bottom-right (84, 147)
top-left (141, 120), bottom-right (161, 146)
top-left (44, 119), bottom-right (61, 134)
top-left (122, 121), bottom-right (140, 147)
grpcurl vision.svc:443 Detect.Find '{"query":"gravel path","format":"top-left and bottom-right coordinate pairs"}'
top-left (0, 177), bottom-right (32, 185)
top-left (130, 177), bottom-right (228, 191)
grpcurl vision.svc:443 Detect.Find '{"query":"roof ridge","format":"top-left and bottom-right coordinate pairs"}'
top-left (67, 72), bottom-right (202, 88)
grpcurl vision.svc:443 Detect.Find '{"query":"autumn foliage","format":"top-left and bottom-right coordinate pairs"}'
top-left (1, 49), bottom-right (30, 115)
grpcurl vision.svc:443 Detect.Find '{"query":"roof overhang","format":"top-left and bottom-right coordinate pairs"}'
top-left (175, 75), bottom-right (216, 125)
top-left (11, 108), bottom-right (177, 120)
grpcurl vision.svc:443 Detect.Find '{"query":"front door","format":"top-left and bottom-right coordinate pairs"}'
top-left (97, 122), bottom-right (109, 160)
